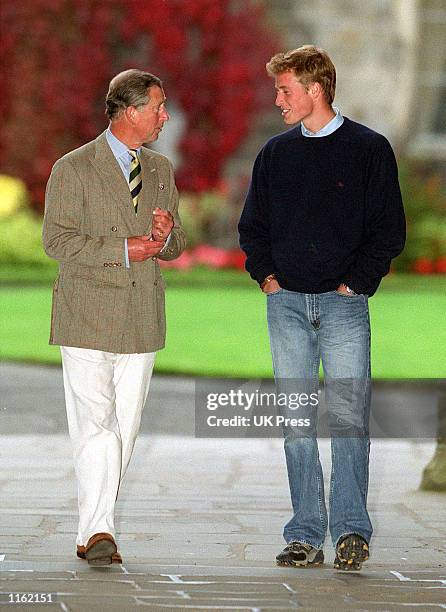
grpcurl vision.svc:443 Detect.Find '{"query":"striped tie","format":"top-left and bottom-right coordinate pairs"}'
top-left (129, 149), bottom-right (142, 214)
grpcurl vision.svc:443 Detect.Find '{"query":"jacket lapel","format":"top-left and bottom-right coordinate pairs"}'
top-left (91, 131), bottom-right (139, 232)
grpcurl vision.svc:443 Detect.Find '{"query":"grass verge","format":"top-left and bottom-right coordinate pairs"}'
top-left (0, 269), bottom-right (444, 378)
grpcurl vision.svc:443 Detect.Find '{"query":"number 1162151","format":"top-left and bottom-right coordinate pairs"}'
top-left (8, 593), bottom-right (54, 603)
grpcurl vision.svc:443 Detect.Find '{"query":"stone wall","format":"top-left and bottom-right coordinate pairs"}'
top-left (227, 0), bottom-right (445, 180)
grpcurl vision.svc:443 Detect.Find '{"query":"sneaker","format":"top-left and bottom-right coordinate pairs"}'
top-left (334, 533), bottom-right (369, 571)
top-left (276, 541), bottom-right (324, 567)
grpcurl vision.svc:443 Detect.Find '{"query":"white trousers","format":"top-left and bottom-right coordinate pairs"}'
top-left (60, 346), bottom-right (155, 546)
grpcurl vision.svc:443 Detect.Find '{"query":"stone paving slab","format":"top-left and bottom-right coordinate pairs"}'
top-left (1, 411), bottom-right (445, 609)
top-left (1, 568), bottom-right (445, 610)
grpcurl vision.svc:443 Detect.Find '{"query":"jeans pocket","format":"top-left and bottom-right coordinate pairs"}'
top-left (335, 290), bottom-right (362, 298)
top-left (266, 288), bottom-right (284, 296)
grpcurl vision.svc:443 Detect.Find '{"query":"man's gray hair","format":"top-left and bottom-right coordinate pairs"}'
top-left (105, 69), bottom-right (162, 120)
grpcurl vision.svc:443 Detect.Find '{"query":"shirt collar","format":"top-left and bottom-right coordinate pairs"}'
top-left (301, 107), bottom-right (344, 138)
top-left (106, 126), bottom-right (141, 160)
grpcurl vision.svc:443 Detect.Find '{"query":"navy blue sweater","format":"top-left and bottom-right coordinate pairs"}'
top-left (238, 117), bottom-right (406, 296)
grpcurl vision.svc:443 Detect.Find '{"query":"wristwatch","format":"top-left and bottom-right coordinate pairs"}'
top-left (260, 274), bottom-right (276, 291)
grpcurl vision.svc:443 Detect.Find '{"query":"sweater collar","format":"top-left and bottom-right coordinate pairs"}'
top-left (301, 107), bottom-right (344, 138)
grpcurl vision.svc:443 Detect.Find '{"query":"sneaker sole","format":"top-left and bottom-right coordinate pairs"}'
top-left (276, 550), bottom-right (324, 568)
top-left (277, 558), bottom-right (324, 568)
top-left (334, 535), bottom-right (369, 571)
top-left (334, 558), bottom-right (363, 571)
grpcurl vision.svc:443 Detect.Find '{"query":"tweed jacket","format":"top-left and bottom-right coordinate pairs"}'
top-left (42, 131), bottom-right (186, 353)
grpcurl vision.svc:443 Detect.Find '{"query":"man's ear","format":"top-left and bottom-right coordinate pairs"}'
top-left (124, 106), bottom-right (138, 125)
top-left (309, 82), bottom-right (322, 99)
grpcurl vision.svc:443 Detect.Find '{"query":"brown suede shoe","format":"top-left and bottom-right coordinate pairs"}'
top-left (84, 533), bottom-right (118, 566)
top-left (77, 545), bottom-right (122, 564)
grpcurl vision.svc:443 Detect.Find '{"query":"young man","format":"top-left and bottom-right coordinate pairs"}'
top-left (43, 69), bottom-right (186, 565)
top-left (239, 46), bottom-right (405, 570)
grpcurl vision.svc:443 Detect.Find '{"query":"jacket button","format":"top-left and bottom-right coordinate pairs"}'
top-left (132, 281), bottom-right (136, 287)
top-left (154, 280), bottom-right (158, 286)
top-left (103, 263), bottom-right (108, 267)
top-left (152, 256), bottom-right (157, 261)
top-left (111, 226), bottom-right (117, 232)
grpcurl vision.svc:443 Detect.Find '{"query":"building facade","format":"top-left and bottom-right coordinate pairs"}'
top-left (227, 0), bottom-right (446, 178)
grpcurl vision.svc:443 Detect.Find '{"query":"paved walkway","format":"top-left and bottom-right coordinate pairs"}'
top-left (0, 364), bottom-right (445, 610)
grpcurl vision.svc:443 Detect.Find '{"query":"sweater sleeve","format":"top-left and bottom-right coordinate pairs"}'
top-left (238, 147), bottom-right (275, 284)
top-left (343, 136), bottom-right (406, 295)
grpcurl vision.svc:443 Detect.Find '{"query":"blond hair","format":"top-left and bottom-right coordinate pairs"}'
top-left (266, 45), bottom-right (336, 105)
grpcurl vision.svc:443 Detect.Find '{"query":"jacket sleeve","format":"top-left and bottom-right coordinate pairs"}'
top-left (343, 136), bottom-right (406, 295)
top-left (156, 160), bottom-right (187, 261)
top-left (42, 159), bottom-right (125, 267)
top-left (238, 147), bottom-right (275, 284)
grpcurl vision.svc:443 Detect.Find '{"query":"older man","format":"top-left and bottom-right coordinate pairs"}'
top-left (43, 69), bottom-right (186, 565)
top-left (239, 46), bottom-right (405, 571)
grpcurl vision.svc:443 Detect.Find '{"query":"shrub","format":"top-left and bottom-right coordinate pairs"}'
top-left (393, 163), bottom-right (446, 272)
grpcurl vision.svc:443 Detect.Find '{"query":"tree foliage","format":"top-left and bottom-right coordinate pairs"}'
top-left (0, 0), bottom-right (278, 210)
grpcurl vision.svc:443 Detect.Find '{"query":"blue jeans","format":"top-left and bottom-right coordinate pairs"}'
top-left (267, 288), bottom-right (373, 548)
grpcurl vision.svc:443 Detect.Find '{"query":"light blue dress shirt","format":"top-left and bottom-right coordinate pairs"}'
top-left (106, 127), bottom-right (142, 179)
top-left (301, 106), bottom-right (344, 137)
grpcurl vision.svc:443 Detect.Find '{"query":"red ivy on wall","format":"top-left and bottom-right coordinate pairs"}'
top-left (0, 0), bottom-right (278, 210)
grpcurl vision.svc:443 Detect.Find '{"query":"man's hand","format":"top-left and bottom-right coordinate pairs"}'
top-left (127, 236), bottom-right (166, 262)
top-left (336, 283), bottom-right (357, 296)
top-left (152, 207), bottom-right (173, 242)
top-left (262, 278), bottom-right (282, 294)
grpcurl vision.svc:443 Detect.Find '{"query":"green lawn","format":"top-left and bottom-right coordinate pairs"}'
top-left (1, 269), bottom-right (445, 378)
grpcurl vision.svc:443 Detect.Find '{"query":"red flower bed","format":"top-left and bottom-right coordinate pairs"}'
top-left (434, 256), bottom-right (446, 274)
top-left (159, 244), bottom-right (246, 270)
top-left (0, 0), bottom-right (278, 211)
top-left (412, 257), bottom-right (434, 275)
